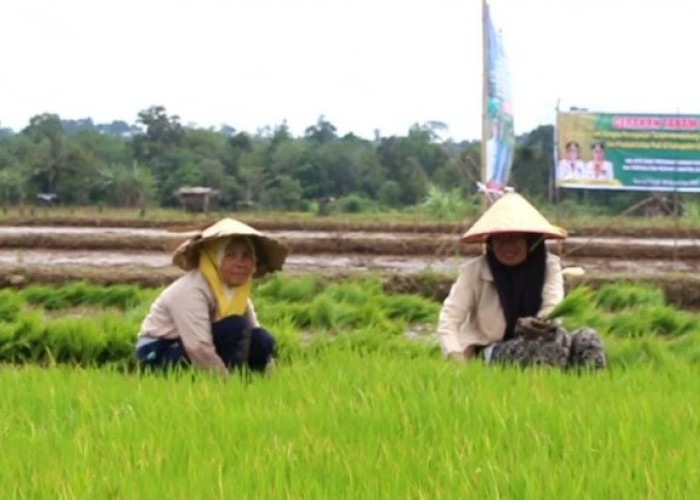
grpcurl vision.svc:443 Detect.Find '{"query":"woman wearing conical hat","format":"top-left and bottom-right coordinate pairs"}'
top-left (437, 193), bottom-right (605, 368)
top-left (135, 218), bottom-right (287, 376)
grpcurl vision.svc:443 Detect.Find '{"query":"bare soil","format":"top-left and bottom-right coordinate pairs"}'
top-left (2, 226), bottom-right (699, 260)
top-left (3, 215), bottom-right (700, 238)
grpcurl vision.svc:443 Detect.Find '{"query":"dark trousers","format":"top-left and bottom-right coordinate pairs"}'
top-left (135, 315), bottom-right (276, 372)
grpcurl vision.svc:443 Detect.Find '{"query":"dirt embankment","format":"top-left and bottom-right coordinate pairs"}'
top-left (3, 215), bottom-right (700, 239)
top-left (2, 230), bottom-right (699, 260)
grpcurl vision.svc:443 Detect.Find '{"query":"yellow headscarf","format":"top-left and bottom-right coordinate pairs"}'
top-left (198, 236), bottom-right (254, 320)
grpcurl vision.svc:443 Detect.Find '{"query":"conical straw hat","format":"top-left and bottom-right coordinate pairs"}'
top-left (461, 192), bottom-right (567, 243)
top-left (172, 218), bottom-right (288, 277)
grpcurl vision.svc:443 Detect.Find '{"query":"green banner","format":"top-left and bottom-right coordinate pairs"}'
top-left (556, 111), bottom-right (700, 192)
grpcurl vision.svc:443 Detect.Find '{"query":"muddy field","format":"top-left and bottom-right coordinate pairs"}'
top-left (2, 226), bottom-right (699, 260)
top-left (2, 219), bottom-right (700, 307)
top-left (3, 215), bottom-right (700, 239)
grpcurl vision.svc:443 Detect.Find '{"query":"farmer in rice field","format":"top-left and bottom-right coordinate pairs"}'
top-left (135, 218), bottom-right (287, 376)
top-left (437, 192), bottom-right (606, 369)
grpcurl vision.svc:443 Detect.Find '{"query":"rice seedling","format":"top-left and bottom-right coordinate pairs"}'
top-left (0, 289), bottom-right (24, 322)
top-left (605, 311), bottom-right (652, 338)
top-left (647, 305), bottom-right (699, 337)
top-left (1, 355), bottom-right (699, 497)
top-left (20, 281), bottom-right (148, 311)
top-left (256, 273), bottom-right (323, 303)
top-left (546, 286), bottom-right (595, 321)
top-left (595, 282), bottom-right (666, 311)
top-left (1, 277), bottom-right (699, 369)
top-left (377, 293), bottom-right (439, 322)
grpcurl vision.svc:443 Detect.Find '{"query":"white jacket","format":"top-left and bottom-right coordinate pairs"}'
top-left (437, 253), bottom-right (564, 357)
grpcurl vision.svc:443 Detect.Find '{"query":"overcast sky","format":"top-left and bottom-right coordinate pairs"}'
top-left (1, 0), bottom-right (698, 141)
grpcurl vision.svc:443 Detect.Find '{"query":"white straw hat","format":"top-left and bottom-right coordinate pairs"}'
top-left (461, 192), bottom-right (567, 244)
top-left (172, 218), bottom-right (287, 277)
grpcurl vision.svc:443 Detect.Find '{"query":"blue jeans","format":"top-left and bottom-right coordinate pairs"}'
top-left (135, 315), bottom-right (276, 372)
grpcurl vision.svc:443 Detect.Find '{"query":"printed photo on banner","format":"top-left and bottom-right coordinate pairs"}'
top-left (555, 111), bottom-right (700, 192)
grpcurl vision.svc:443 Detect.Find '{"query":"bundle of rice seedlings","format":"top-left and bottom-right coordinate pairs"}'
top-left (21, 284), bottom-right (69, 310)
top-left (258, 274), bottom-right (323, 303)
top-left (647, 305), bottom-right (700, 337)
top-left (606, 311), bottom-right (650, 338)
top-left (546, 286), bottom-right (594, 321)
top-left (595, 282), bottom-right (665, 311)
top-left (0, 289), bottom-right (24, 322)
top-left (378, 294), bottom-right (439, 322)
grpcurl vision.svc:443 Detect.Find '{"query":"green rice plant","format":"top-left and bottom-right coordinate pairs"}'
top-left (20, 281), bottom-right (146, 311)
top-left (61, 280), bottom-right (94, 305)
top-left (308, 294), bottom-right (337, 329)
top-left (558, 306), bottom-right (604, 333)
top-left (605, 306), bottom-right (699, 339)
top-left (0, 311), bottom-right (45, 362)
top-left (635, 337), bottom-right (678, 369)
top-left (324, 278), bottom-right (381, 304)
top-left (256, 273), bottom-right (323, 302)
top-left (647, 305), bottom-right (699, 337)
top-left (20, 284), bottom-right (70, 310)
top-left (0, 322), bottom-right (16, 354)
top-left (546, 286), bottom-right (595, 321)
top-left (266, 314), bottom-right (305, 362)
top-left (377, 294), bottom-right (439, 322)
top-left (123, 287), bottom-right (162, 324)
top-left (605, 311), bottom-right (652, 338)
top-left (666, 333), bottom-right (700, 364)
top-left (2, 275), bottom-right (699, 369)
top-left (595, 282), bottom-right (666, 311)
top-left (330, 323), bottom-right (431, 357)
top-left (92, 283), bottom-right (144, 309)
top-left (98, 312), bottom-right (140, 365)
top-left (256, 299), bottom-right (313, 328)
top-left (0, 289), bottom-right (24, 322)
top-left (333, 301), bottom-right (383, 329)
top-left (45, 316), bottom-right (109, 363)
top-left (3, 356), bottom-right (699, 497)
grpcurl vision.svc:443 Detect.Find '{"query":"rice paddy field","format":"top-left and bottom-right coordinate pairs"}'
top-left (1, 275), bottom-right (699, 497)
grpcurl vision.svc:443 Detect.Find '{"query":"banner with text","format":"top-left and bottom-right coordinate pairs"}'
top-left (556, 111), bottom-right (700, 192)
top-left (482, 1), bottom-right (514, 192)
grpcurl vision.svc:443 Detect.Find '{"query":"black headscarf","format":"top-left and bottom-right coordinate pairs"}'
top-left (486, 234), bottom-right (547, 340)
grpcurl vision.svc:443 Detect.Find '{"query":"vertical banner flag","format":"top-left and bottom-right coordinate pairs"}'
top-left (556, 111), bottom-right (700, 192)
top-left (482, 1), bottom-right (515, 192)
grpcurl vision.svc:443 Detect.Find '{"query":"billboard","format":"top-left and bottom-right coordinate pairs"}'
top-left (482, 1), bottom-right (514, 192)
top-left (556, 111), bottom-right (700, 192)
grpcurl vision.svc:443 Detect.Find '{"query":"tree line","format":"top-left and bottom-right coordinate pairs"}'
top-left (0, 105), bottom-right (657, 214)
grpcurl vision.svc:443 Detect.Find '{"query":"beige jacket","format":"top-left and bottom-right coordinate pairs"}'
top-left (437, 253), bottom-right (563, 357)
top-left (138, 270), bottom-right (259, 373)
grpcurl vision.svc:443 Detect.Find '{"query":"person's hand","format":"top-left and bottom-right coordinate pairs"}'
top-left (515, 316), bottom-right (557, 340)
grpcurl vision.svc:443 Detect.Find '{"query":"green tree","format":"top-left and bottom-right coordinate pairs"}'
top-left (0, 167), bottom-right (27, 209)
top-left (22, 113), bottom-right (66, 194)
top-left (133, 106), bottom-right (184, 162)
top-left (304, 116), bottom-right (337, 144)
top-left (98, 162), bottom-right (154, 207)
